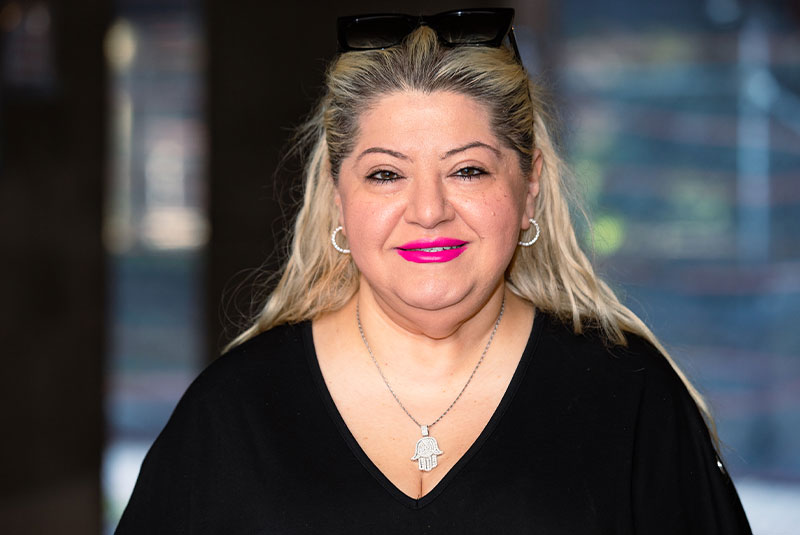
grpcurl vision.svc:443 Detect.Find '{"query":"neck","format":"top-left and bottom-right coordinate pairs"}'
top-left (353, 280), bottom-right (508, 376)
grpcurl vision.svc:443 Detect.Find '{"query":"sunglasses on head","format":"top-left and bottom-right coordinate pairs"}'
top-left (337, 8), bottom-right (521, 63)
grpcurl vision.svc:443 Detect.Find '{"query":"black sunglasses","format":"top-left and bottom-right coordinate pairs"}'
top-left (337, 8), bottom-right (521, 63)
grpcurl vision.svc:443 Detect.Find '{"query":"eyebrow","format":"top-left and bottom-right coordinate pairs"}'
top-left (354, 141), bottom-right (501, 163)
top-left (356, 147), bottom-right (410, 162)
top-left (441, 141), bottom-right (501, 160)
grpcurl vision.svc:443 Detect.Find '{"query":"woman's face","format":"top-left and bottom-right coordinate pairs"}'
top-left (335, 90), bottom-right (540, 320)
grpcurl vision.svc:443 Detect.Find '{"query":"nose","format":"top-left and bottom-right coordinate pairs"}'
top-left (404, 173), bottom-right (455, 229)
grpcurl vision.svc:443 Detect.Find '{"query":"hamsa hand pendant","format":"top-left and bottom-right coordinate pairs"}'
top-left (411, 425), bottom-right (443, 472)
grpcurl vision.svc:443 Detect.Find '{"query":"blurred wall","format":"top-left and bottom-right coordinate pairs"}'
top-left (0, 1), bottom-right (109, 533)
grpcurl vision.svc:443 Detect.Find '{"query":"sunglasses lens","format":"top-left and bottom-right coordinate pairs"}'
top-left (342, 16), bottom-right (417, 49)
top-left (436, 11), bottom-right (508, 45)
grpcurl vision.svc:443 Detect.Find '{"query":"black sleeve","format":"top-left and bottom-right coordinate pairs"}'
top-left (630, 352), bottom-right (752, 535)
top-left (114, 367), bottom-right (217, 534)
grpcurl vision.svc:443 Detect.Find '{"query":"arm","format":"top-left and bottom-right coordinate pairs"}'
top-left (114, 382), bottom-right (205, 534)
top-left (630, 354), bottom-right (751, 534)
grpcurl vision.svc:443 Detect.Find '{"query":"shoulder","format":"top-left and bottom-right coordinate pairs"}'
top-left (115, 321), bottom-right (318, 532)
top-left (530, 310), bottom-right (712, 451)
top-left (217, 321), bottom-right (309, 370)
top-left (535, 310), bottom-right (688, 399)
top-left (534, 312), bottom-right (721, 462)
top-left (180, 321), bottom-right (313, 405)
top-left (141, 321), bottom-right (318, 454)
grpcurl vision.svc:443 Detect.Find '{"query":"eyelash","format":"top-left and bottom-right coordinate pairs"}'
top-left (453, 166), bottom-right (488, 180)
top-left (365, 167), bottom-right (488, 184)
top-left (366, 170), bottom-right (402, 183)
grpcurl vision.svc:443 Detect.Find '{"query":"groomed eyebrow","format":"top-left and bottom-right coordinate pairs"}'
top-left (356, 147), bottom-right (410, 162)
top-left (441, 141), bottom-right (501, 160)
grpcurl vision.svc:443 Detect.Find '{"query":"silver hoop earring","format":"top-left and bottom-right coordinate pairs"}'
top-left (331, 226), bottom-right (350, 254)
top-left (518, 219), bottom-right (540, 247)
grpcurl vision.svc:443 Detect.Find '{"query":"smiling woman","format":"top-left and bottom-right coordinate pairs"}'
top-left (335, 90), bottom-right (538, 331)
top-left (116, 9), bottom-right (752, 535)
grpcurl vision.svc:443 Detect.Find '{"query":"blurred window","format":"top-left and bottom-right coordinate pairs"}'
top-left (102, 1), bottom-right (206, 531)
top-left (547, 0), bottom-right (800, 531)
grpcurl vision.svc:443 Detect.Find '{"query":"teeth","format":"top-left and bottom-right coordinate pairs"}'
top-left (409, 246), bottom-right (461, 252)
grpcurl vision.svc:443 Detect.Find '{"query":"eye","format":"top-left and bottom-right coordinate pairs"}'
top-left (453, 166), bottom-right (487, 180)
top-left (366, 169), bottom-right (402, 183)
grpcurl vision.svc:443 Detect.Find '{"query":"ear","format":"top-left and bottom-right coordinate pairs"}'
top-left (520, 149), bottom-right (543, 229)
top-left (334, 189), bottom-right (345, 230)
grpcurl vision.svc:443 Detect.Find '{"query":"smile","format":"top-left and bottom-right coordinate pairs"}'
top-left (401, 245), bottom-right (463, 252)
top-left (396, 239), bottom-right (468, 263)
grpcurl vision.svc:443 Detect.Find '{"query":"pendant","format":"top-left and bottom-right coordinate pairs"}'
top-left (411, 425), bottom-right (443, 472)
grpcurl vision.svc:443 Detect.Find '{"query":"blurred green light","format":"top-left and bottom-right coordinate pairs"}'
top-left (593, 214), bottom-right (626, 256)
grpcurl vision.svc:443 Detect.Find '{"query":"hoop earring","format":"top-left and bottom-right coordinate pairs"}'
top-left (518, 219), bottom-right (540, 247)
top-left (331, 226), bottom-right (350, 254)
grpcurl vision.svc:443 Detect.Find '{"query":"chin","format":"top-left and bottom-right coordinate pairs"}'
top-left (394, 281), bottom-right (472, 312)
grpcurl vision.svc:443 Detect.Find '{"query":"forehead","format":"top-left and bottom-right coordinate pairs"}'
top-left (353, 90), bottom-right (499, 155)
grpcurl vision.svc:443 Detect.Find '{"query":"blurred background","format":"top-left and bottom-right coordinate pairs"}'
top-left (0, 0), bottom-right (797, 533)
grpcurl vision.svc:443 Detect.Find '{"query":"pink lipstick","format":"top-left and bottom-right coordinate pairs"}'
top-left (396, 238), bottom-right (468, 263)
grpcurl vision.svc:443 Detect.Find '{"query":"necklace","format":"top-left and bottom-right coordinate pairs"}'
top-left (355, 297), bottom-right (505, 472)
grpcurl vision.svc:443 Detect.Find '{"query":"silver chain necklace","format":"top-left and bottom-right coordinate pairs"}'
top-left (355, 297), bottom-right (505, 472)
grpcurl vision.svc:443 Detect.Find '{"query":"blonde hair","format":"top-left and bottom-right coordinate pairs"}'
top-left (227, 27), bottom-right (716, 440)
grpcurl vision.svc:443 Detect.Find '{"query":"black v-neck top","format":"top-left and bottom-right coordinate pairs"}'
top-left (116, 312), bottom-right (751, 534)
top-left (308, 312), bottom-right (540, 510)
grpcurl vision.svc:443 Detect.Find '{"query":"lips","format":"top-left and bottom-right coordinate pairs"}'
top-left (398, 237), bottom-right (468, 251)
top-left (396, 238), bottom-right (468, 263)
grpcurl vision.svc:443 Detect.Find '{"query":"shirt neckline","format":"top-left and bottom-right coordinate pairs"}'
top-left (302, 309), bottom-right (545, 510)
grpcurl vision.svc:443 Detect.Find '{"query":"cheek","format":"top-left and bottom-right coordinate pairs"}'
top-left (342, 197), bottom-right (404, 249)
top-left (458, 189), bottom-right (524, 239)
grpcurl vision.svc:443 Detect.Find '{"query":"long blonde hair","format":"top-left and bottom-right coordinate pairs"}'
top-left (227, 27), bottom-right (716, 439)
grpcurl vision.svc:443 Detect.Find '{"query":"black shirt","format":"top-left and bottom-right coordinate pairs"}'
top-left (116, 311), bottom-right (751, 534)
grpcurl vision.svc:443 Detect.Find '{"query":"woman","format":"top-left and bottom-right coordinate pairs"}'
top-left (117, 9), bottom-right (751, 534)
